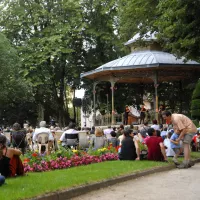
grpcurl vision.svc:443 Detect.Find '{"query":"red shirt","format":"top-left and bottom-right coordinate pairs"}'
top-left (145, 136), bottom-right (164, 161)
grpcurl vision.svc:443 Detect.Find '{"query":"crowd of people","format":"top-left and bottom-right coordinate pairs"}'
top-left (0, 109), bottom-right (199, 186)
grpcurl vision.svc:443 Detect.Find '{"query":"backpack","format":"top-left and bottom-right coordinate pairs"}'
top-left (11, 130), bottom-right (26, 148)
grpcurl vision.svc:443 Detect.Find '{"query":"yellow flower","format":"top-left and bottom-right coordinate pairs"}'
top-left (72, 149), bottom-right (78, 153)
top-left (57, 140), bottom-right (61, 144)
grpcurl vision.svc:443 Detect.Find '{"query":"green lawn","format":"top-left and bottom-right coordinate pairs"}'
top-left (1, 152), bottom-right (199, 200)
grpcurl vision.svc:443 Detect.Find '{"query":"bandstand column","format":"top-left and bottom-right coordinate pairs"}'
top-left (154, 71), bottom-right (159, 121)
top-left (151, 71), bottom-right (159, 121)
top-left (93, 82), bottom-right (98, 126)
top-left (110, 80), bottom-right (116, 125)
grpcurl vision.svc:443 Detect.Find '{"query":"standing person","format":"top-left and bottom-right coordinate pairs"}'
top-left (124, 106), bottom-right (130, 125)
top-left (139, 105), bottom-right (146, 124)
top-left (162, 111), bottom-right (197, 168)
top-left (158, 105), bottom-right (165, 124)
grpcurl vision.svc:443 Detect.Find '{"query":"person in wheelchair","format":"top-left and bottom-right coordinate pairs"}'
top-left (60, 122), bottom-right (79, 149)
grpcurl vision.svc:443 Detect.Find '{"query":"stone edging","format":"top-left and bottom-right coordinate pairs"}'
top-left (30, 158), bottom-right (200, 200)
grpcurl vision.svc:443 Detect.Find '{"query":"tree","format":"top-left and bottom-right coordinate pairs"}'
top-left (0, 0), bottom-right (85, 126)
top-left (118, 0), bottom-right (159, 42)
top-left (0, 33), bottom-right (35, 125)
top-left (156, 0), bottom-right (200, 61)
top-left (191, 80), bottom-right (200, 120)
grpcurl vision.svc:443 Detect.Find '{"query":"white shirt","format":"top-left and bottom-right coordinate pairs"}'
top-left (60, 129), bottom-right (78, 146)
top-left (118, 135), bottom-right (124, 146)
top-left (161, 131), bottom-right (167, 137)
top-left (33, 127), bottom-right (54, 142)
top-left (151, 124), bottom-right (160, 131)
top-left (164, 138), bottom-right (175, 157)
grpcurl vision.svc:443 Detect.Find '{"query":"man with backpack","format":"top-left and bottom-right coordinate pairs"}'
top-left (10, 123), bottom-right (27, 154)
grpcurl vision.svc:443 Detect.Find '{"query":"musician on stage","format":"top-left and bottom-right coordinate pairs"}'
top-left (158, 105), bottom-right (165, 124)
top-left (124, 105), bottom-right (130, 125)
top-left (139, 105), bottom-right (146, 124)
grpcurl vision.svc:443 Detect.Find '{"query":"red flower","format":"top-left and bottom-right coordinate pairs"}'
top-left (32, 153), bottom-right (38, 157)
top-left (23, 158), bottom-right (30, 163)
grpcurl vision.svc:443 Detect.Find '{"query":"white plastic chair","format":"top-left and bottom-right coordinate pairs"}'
top-left (37, 132), bottom-right (49, 154)
top-left (78, 131), bottom-right (89, 149)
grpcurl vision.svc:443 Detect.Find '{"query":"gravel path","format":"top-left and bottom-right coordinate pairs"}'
top-left (71, 163), bottom-right (200, 200)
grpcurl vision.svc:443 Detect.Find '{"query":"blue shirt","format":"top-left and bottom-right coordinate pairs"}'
top-left (170, 133), bottom-right (181, 149)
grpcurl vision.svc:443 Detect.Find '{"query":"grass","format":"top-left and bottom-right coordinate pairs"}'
top-left (1, 152), bottom-right (199, 200)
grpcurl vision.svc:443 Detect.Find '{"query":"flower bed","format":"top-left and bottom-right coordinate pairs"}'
top-left (23, 146), bottom-right (119, 173)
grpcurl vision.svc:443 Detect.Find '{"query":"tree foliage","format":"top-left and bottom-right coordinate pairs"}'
top-left (119, 0), bottom-right (200, 61)
top-left (0, 32), bottom-right (35, 125)
top-left (191, 80), bottom-right (200, 120)
top-left (0, 0), bottom-right (124, 126)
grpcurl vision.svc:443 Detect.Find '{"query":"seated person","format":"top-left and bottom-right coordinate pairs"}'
top-left (90, 128), bottom-right (107, 150)
top-left (191, 131), bottom-right (200, 151)
top-left (90, 126), bottom-right (95, 135)
top-left (164, 131), bottom-right (175, 157)
top-left (108, 131), bottom-right (119, 147)
top-left (144, 128), bottom-right (168, 161)
top-left (10, 123), bottom-right (27, 154)
top-left (0, 135), bottom-right (24, 177)
top-left (116, 124), bottom-right (124, 138)
top-left (139, 121), bottom-right (150, 138)
top-left (60, 122), bottom-right (78, 148)
top-left (161, 127), bottom-right (168, 140)
top-left (103, 126), bottom-right (113, 139)
top-left (151, 119), bottom-right (160, 131)
top-left (119, 129), bottom-right (140, 161)
top-left (33, 121), bottom-right (54, 153)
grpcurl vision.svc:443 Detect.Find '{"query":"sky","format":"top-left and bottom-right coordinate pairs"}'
top-left (75, 89), bottom-right (85, 98)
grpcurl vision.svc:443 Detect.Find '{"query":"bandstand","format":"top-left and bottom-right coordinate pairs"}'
top-left (81, 33), bottom-right (200, 126)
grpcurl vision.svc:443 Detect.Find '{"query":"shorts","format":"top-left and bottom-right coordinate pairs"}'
top-left (183, 133), bottom-right (195, 144)
top-left (172, 148), bottom-right (180, 154)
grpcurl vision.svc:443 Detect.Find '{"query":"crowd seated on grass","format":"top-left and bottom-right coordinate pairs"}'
top-left (119, 129), bottom-right (140, 160)
top-left (0, 135), bottom-right (24, 180)
top-left (3, 119), bottom-right (200, 175)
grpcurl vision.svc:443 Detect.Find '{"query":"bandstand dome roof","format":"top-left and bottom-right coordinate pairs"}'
top-left (124, 31), bottom-right (157, 46)
top-left (81, 50), bottom-right (200, 83)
